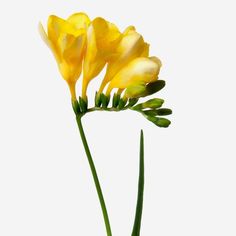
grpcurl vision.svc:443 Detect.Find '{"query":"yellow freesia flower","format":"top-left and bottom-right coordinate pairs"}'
top-left (82, 17), bottom-right (121, 99)
top-left (39, 13), bottom-right (90, 100)
top-left (106, 57), bottom-right (162, 97)
top-left (98, 26), bottom-right (149, 94)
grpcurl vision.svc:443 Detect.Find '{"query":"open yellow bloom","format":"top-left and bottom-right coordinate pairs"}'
top-left (99, 26), bottom-right (149, 94)
top-left (106, 57), bottom-right (162, 97)
top-left (39, 13), bottom-right (90, 100)
top-left (82, 17), bottom-right (121, 98)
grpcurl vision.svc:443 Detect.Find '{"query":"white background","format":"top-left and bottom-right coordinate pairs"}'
top-left (0, 0), bottom-right (236, 235)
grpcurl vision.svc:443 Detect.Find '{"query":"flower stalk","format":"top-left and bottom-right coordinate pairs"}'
top-left (75, 115), bottom-right (112, 236)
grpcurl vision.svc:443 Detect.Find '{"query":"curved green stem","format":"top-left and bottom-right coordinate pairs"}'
top-left (75, 116), bottom-right (112, 236)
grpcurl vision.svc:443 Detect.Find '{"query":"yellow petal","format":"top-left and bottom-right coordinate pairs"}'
top-left (58, 34), bottom-right (85, 82)
top-left (99, 27), bottom-right (149, 93)
top-left (62, 34), bottom-right (85, 64)
top-left (84, 17), bottom-right (121, 66)
top-left (38, 22), bottom-right (50, 48)
top-left (82, 17), bottom-right (121, 98)
top-left (82, 24), bottom-right (106, 98)
top-left (38, 22), bottom-right (61, 64)
top-left (47, 15), bottom-right (86, 60)
top-left (92, 17), bottom-right (121, 55)
top-left (48, 15), bottom-right (79, 39)
top-left (67, 12), bottom-right (90, 29)
top-left (84, 25), bottom-right (98, 64)
top-left (40, 13), bottom-right (91, 100)
top-left (47, 15), bottom-right (88, 79)
top-left (140, 43), bottom-right (150, 57)
top-left (150, 56), bottom-right (162, 67)
top-left (106, 57), bottom-right (161, 95)
top-left (83, 24), bottom-right (104, 81)
top-left (58, 60), bottom-right (82, 83)
top-left (67, 81), bottom-right (77, 101)
top-left (123, 25), bottom-right (136, 34)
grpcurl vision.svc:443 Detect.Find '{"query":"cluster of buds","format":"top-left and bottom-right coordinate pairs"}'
top-left (39, 12), bottom-right (171, 127)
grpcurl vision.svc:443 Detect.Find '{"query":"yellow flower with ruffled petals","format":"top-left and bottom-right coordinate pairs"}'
top-left (99, 26), bottom-right (149, 94)
top-left (82, 17), bottom-right (121, 99)
top-left (39, 13), bottom-right (90, 100)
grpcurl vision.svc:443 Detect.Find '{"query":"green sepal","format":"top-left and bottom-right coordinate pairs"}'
top-left (142, 98), bottom-right (164, 109)
top-left (79, 96), bottom-right (88, 113)
top-left (127, 98), bottom-right (139, 107)
top-left (101, 93), bottom-right (110, 108)
top-left (147, 116), bottom-right (171, 128)
top-left (95, 92), bottom-right (102, 107)
top-left (118, 98), bottom-right (127, 109)
top-left (72, 99), bottom-right (81, 115)
top-left (112, 93), bottom-right (120, 108)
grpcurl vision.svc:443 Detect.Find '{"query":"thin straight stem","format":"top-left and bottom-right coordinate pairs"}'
top-left (75, 116), bottom-right (112, 236)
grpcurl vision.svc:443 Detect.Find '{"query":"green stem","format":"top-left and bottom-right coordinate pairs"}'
top-left (75, 116), bottom-right (112, 236)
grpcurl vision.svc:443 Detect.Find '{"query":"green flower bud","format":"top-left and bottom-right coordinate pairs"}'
top-left (143, 110), bottom-right (158, 116)
top-left (142, 98), bottom-right (164, 109)
top-left (147, 116), bottom-right (171, 128)
top-left (144, 108), bottom-right (172, 116)
top-left (155, 108), bottom-right (172, 116)
top-left (144, 80), bottom-right (165, 96)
